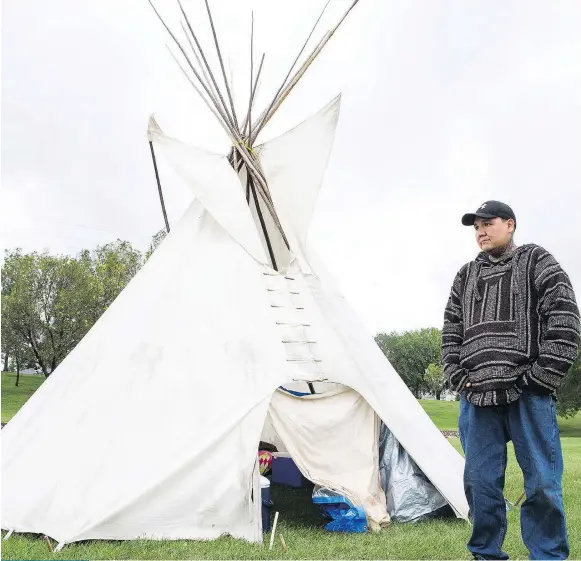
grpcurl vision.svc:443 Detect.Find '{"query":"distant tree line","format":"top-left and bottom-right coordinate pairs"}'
top-left (2, 230), bottom-right (580, 417)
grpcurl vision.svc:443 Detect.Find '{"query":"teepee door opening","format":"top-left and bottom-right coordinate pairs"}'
top-left (257, 383), bottom-right (453, 533)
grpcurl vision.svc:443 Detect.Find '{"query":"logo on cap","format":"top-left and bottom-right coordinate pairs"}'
top-left (479, 203), bottom-right (487, 210)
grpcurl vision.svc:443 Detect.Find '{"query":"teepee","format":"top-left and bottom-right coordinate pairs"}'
top-left (1, 0), bottom-right (469, 548)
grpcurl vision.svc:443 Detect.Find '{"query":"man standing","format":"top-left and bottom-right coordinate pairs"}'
top-left (442, 201), bottom-right (580, 560)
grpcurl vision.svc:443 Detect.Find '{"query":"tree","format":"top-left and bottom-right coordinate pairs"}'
top-left (2, 250), bottom-right (98, 377)
top-left (1, 297), bottom-right (33, 386)
top-left (557, 355), bottom-right (581, 418)
top-left (2, 250), bottom-right (40, 375)
top-left (375, 328), bottom-right (442, 398)
top-left (2, 241), bottom-right (147, 378)
top-left (80, 239), bottom-right (143, 320)
top-left (145, 229), bottom-right (168, 260)
top-left (424, 362), bottom-right (447, 400)
top-left (6, 335), bottom-right (32, 387)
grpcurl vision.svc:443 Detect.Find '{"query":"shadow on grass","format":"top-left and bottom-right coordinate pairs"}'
top-left (268, 483), bottom-right (326, 530)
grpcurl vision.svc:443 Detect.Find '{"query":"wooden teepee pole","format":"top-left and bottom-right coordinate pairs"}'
top-left (149, 141), bottom-right (171, 233)
top-left (203, 0), bottom-right (240, 131)
top-left (252, 0), bottom-right (360, 141)
top-left (250, 0), bottom-right (329, 143)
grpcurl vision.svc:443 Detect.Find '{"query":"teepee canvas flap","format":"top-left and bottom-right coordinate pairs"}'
top-left (149, 119), bottom-right (267, 264)
top-left (257, 96), bottom-right (341, 270)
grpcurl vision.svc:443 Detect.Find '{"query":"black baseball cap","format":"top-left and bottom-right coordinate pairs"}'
top-left (462, 200), bottom-right (517, 226)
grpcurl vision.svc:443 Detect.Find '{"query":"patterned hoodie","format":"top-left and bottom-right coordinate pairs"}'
top-left (443, 244), bottom-right (580, 406)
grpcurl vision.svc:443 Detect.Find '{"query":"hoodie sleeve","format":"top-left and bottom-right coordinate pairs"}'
top-left (443, 266), bottom-right (469, 392)
top-left (526, 249), bottom-right (581, 394)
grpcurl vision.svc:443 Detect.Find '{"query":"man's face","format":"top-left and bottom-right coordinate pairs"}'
top-left (474, 217), bottom-right (515, 252)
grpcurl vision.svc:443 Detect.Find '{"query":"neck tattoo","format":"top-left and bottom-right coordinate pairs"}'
top-left (487, 240), bottom-right (516, 260)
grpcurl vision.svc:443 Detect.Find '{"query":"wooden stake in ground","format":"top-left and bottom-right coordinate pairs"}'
top-left (279, 533), bottom-right (287, 553)
top-left (43, 535), bottom-right (54, 552)
top-left (269, 511), bottom-right (279, 550)
top-left (514, 490), bottom-right (526, 508)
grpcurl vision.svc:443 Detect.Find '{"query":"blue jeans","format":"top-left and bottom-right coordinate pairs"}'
top-left (459, 389), bottom-right (569, 560)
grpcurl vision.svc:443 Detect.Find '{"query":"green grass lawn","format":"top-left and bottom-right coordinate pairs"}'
top-left (418, 399), bottom-right (461, 431)
top-left (2, 373), bottom-right (580, 560)
top-left (419, 397), bottom-right (581, 437)
top-left (1, 372), bottom-right (45, 423)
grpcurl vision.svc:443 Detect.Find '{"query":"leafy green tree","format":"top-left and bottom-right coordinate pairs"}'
top-left (424, 362), bottom-right (447, 400)
top-left (1, 298), bottom-right (33, 386)
top-left (2, 250), bottom-right (39, 374)
top-left (145, 229), bottom-right (168, 260)
top-left (375, 328), bottom-right (442, 398)
top-left (80, 240), bottom-right (143, 319)
top-left (2, 250), bottom-right (98, 377)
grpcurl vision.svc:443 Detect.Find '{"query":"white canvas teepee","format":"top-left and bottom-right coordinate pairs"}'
top-left (1, 1), bottom-right (469, 547)
top-left (1, 95), bottom-right (468, 546)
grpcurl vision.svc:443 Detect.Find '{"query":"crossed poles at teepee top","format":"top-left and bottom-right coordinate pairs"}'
top-left (147, 0), bottom-right (361, 269)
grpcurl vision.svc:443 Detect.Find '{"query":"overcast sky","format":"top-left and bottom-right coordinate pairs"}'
top-left (2, 0), bottom-right (581, 335)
